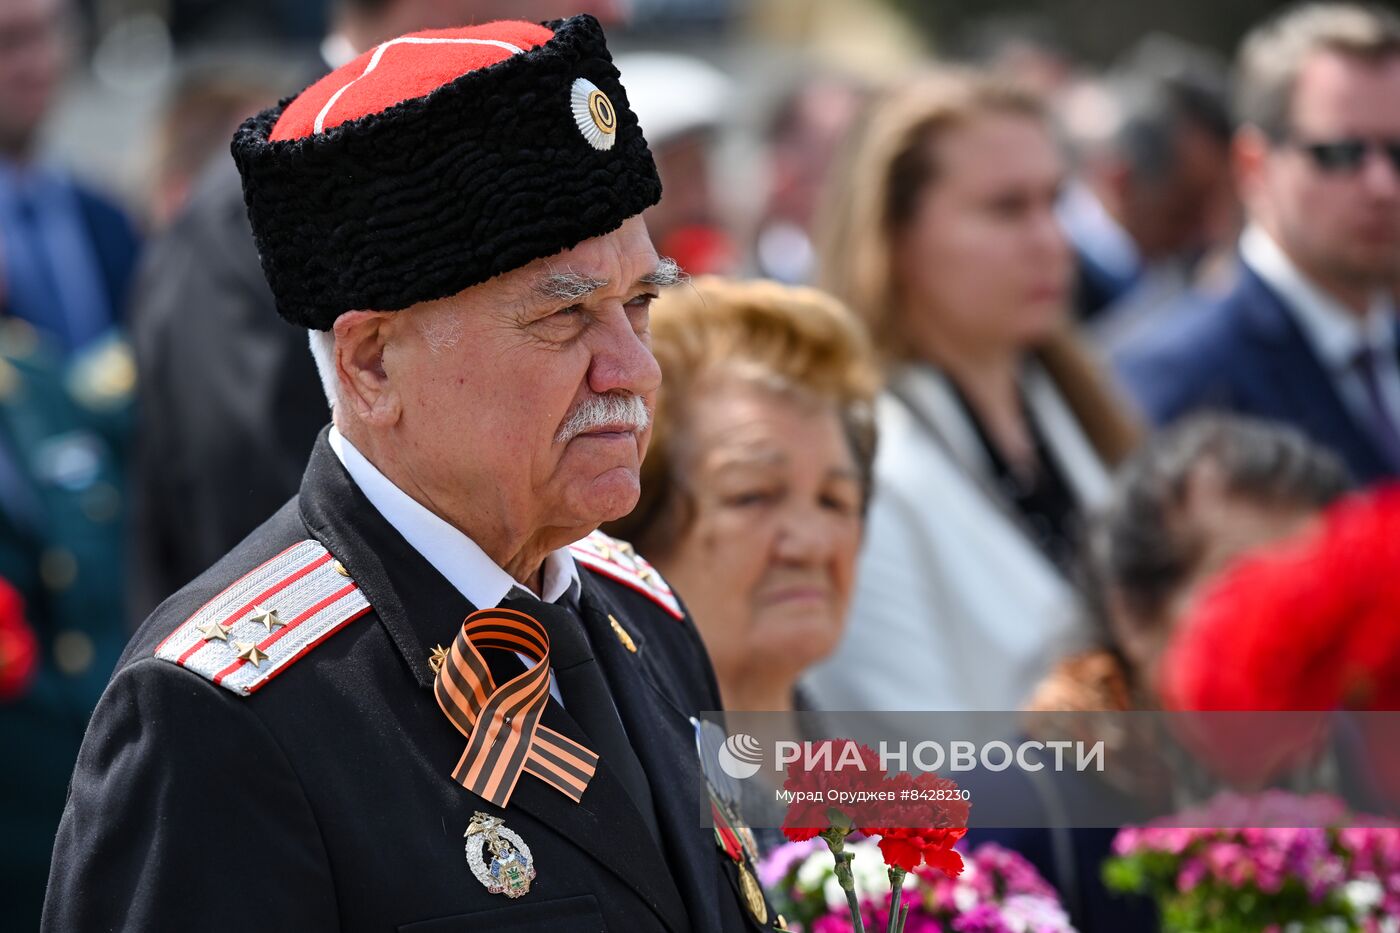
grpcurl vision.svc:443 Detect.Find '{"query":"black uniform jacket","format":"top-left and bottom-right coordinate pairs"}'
top-left (44, 432), bottom-right (770, 932)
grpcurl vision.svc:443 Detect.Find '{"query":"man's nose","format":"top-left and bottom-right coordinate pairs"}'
top-left (587, 310), bottom-right (662, 398)
top-left (1361, 145), bottom-right (1400, 199)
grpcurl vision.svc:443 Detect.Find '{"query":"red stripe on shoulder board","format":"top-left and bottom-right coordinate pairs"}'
top-left (244, 602), bottom-right (374, 695)
top-left (575, 561), bottom-right (684, 620)
top-left (154, 540), bottom-right (313, 655)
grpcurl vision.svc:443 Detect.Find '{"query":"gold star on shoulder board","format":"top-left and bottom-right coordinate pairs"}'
top-left (234, 641), bottom-right (270, 667)
top-left (249, 604), bottom-right (284, 632)
top-left (608, 614), bottom-right (637, 653)
top-left (197, 620), bottom-right (231, 642)
top-left (428, 644), bottom-right (449, 676)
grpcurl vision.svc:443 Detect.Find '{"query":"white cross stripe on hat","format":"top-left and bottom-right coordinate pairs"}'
top-left (314, 37), bottom-right (529, 135)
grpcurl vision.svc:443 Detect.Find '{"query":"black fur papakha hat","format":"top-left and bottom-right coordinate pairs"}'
top-left (231, 15), bottom-right (661, 330)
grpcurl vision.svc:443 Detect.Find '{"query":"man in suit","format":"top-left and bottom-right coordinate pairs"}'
top-left (127, 0), bottom-right (621, 627)
top-left (1116, 3), bottom-right (1400, 486)
top-left (44, 16), bottom-right (774, 931)
top-left (1059, 67), bottom-right (1233, 329)
top-left (0, 0), bottom-right (140, 356)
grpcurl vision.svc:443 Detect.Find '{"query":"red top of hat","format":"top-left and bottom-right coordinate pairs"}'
top-left (270, 22), bottom-right (555, 142)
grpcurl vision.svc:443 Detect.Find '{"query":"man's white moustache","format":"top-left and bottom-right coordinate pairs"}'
top-left (555, 394), bottom-right (650, 443)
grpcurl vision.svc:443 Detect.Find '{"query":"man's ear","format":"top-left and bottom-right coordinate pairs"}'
top-left (333, 311), bottom-right (400, 427)
top-left (1232, 126), bottom-right (1270, 215)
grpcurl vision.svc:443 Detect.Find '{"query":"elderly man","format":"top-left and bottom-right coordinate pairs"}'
top-left (127, 0), bottom-right (621, 629)
top-left (44, 17), bottom-right (771, 932)
top-left (1116, 3), bottom-right (1400, 485)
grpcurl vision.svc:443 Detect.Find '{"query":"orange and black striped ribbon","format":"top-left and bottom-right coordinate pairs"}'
top-left (432, 606), bottom-right (598, 807)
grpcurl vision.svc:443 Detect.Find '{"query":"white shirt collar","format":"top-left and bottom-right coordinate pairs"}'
top-left (1240, 224), bottom-right (1397, 370)
top-left (328, 426), bottom-right (580, 608)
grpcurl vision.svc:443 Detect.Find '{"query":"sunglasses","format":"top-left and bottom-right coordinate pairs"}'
top-left (1289, 137), bottom-right (1400, 173)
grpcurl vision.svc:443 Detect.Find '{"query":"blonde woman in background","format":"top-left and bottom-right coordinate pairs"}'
top-left (803, 70), bottom-right (1139, 712)
top-left (605, 277), bottom-right (879, 712)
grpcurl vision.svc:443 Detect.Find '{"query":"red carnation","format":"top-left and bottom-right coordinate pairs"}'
top-left (780, 739), bottom-right (886, 842)
top-left (861, 771), bottom-right (969, 878)
top-left (871, 826), bottom-right (966, 877)
top-left (0, 577), bottom-right (37, 701)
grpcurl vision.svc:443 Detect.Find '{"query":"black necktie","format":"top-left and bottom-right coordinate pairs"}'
top-left (500, 592), bottom-right (661, 842)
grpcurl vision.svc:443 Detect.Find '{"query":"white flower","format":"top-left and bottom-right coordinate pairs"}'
top-left (850, 847), bottom-right (889, 897)
top-left (795, 853), bottom-right (832, 893)
top-left (953, 882), bottom-right (979, 913)
top-left (1001, 894), bottom-right (1077, 933)
top-left (823, 875), bottom-right (846, 910)
top-left (1343, 877), bottom-right (1384, 915)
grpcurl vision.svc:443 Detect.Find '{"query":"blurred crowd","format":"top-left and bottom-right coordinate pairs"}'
top-left (4, 0), bottom-right (1400, 929)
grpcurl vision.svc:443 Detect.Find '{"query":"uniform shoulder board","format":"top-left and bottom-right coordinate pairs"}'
top-left (568, 530), bottom-right (683, 620)
top-left (154, 539), bottom-right (372, 696)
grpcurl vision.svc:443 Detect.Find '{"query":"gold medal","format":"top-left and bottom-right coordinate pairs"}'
top-left (737, 861), bottom-right (768, 924)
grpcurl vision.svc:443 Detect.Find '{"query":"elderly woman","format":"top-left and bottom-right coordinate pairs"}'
top-left (606, 276), bottom-right (879, 712)
top-left (804, 69), bottom-right (1139, 712)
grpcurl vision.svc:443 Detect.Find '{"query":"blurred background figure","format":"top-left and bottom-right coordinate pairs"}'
top-left (126, 0), bottom-right (619, 626)
top-left (993, 414), bottom-right (1352, 932)
top-left (615, 52), bottom-right (738, 275)
top-left (956, 14), bottom-right (1078, 95)
top-left (605, 276), bottom-right (879, 713)
top-left (0, 1), bottom-right (140, 924)
top-left (750, 73), bottom-right (868, 284)
top-left (1116, 3), bottom-right (1400, 487)
top-left (0, 0), bottom-right (141, 357)
top-left (805, 69), bottom-right (1139, 712)
top-left (145, 55), bottom-right (288, 231)
top-left (0, 317), bottom-right (134, 928)
top-left (1055, 50), bottom-right (1236, 349)
top-left (1039, 414), bottom-right (1348, 715)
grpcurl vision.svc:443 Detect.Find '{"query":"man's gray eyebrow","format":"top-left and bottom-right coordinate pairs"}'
top-left (531, 256), bottom-right (685, 302)
top-left (532, 269), bottom-right (608, 302)
top-left (640, 256), bottom-right (686, 288)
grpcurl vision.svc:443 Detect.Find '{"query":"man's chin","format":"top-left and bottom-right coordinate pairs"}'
top-left (564, 466), bottom-right (641, 526)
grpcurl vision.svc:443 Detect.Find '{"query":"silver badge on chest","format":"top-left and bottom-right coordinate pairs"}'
top-left (465, 812), bottom-right (536, 898)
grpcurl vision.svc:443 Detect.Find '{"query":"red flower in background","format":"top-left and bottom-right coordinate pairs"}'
top-left (1163, 484), bottom-right (1400, 713)
top-left (0, 577), bottom-right (37, 701)
top-left (1160, 485), bottom-right (1400, 796)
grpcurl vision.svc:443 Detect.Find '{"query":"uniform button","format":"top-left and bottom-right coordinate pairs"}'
top-left (54, 630), bottom-right (95, 676)
top-left (41, 547), bottom-right (78, 591)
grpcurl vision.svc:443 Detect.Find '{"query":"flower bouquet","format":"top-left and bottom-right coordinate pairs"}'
top-left (766, 739), bottom-right (1072, 933)
top-left (761, 838), bottom-right (1077, 932)
top-left (1104, 791), bottom-right (1400, 933)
